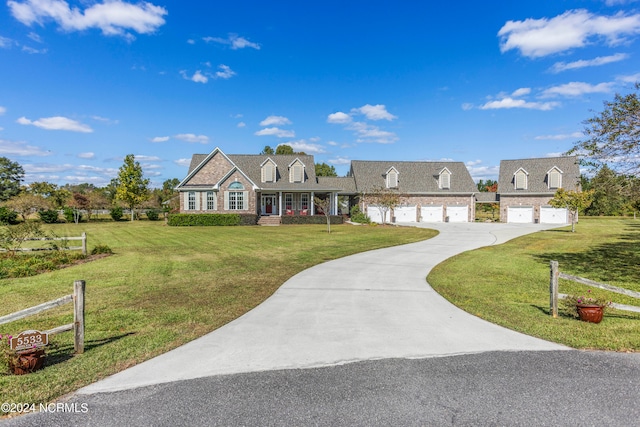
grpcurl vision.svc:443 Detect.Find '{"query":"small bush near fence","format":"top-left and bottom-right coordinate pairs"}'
top-left (168, 213), bottom-right (259, 226)
top-left (38, 209), bottom-right (60, 224)
top-left (145, 209), bottom-right (160, 221)
top-left (110, 207), bottom-right (123, 221)
top-left (0, 207), bottom-right (18, 225)
top-left (281, 215), bottom-right (344, 225)
top-left (91, 244), bottom-right (113, 255)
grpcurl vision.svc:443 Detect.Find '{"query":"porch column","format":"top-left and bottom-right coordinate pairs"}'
top-left (278, 192), bottom-right (283, 217)
top-left (311, 191), bottom-right (315, 215)
top-left (333, 192), bottom-right (338, 215)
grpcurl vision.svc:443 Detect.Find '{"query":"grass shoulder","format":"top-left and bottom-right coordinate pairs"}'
top-left (428, 218), bottom-right (640, 351)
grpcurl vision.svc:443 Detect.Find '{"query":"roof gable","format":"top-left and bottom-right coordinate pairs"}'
top-left (498, 156), bottom-right (580, 194)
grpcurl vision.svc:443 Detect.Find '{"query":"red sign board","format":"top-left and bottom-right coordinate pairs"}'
top-left (10, 330), bottom-right (49, 351)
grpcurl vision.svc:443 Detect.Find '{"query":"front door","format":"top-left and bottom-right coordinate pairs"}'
top-left (262, 195), bottom-right (277, 215)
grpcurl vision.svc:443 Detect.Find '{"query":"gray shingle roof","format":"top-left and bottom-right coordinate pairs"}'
top-left (185, 152), bottom-right (342, 191)
top-left (497, 156), bottom-right (580, 194)
top-left (349, 160), bottom-right (476, 194)
top-left (317, 176), bottom-right (357, 194)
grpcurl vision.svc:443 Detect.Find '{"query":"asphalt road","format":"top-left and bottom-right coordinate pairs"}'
top-left (4, 350), bottom-right (639, 426)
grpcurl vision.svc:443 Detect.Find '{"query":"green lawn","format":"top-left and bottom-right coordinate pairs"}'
top-left (428, 217), bottom-right (640, 351)
top-left (0, 222), bottom-right (436, 404)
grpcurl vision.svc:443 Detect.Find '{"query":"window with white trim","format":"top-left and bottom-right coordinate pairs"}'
top-left (227, 182), bottom-right (245, 210)
top-left (439, 169), bottom-right (451, 189)
top-left (262, 161), bottom-right (275, 183)
top-left (285, 193), bottom-right (293, 210)
top-left (386, 168), bottom-right (398, 188)
top-left (292, 165), bottom-right (303, 182)
top-left (188, 191), bottom-right (196, 210)
top-left (301, 193), bottom-right (309, 210)
top-left (515, 170), bottom-right (527, 190)
top-left (207, 191), bottom-right (216, 210)
top-left (548, 168), bottom-right (562, 189)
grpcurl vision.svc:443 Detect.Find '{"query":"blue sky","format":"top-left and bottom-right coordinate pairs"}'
top-left (1, 0), bottom-right (640, 187)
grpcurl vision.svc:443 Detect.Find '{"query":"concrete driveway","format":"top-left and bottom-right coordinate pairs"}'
top-left (79, 222), bottom-right (567, 395)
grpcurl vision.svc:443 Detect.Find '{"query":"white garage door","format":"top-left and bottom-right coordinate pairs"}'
top-left (446, 205), bottom-right (469, 223)
top-left (420, 205), bottom-right (443, 222)
top-left (394, 206), bottom-right (417, 223)
top-left (508, 206), bottom-right (533, 223)
top-left (368, 206), bottom-right (391, 224)
top-left (540, 207), bottom-right (568, 224)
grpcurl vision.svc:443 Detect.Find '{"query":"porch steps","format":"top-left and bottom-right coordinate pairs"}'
top-left (258, 216), bottom-right (281, 226)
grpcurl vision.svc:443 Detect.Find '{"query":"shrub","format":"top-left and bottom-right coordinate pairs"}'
top-left (145, 209), bottom-right (160, 221)
top-left (91, 244), bottom-right (113, 255)
top-left (349, 205), bottom-right (370, 224)
top-left (110, 207), bottom-right (123, 221)
top-left (168, 213), bottom-right (242, 226)
top-left (63, 206), bottom-right (83, 223)
top-left (0, 207), bottom-right (18, 225)
top-left (38, 209), bottom-right (60, 224)
top-left (280, 215), bottom-right (343, 225)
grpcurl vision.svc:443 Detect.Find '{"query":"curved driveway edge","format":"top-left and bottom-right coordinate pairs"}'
top-left (80, 222), bottom-right (568, 394)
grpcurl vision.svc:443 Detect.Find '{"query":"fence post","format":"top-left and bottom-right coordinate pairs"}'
top-left (550, 261), bottom-right (559, 318)
top-left (74, 280), bottom-right (85, 354)
top-left (81, 232), bottom-right (87, 256)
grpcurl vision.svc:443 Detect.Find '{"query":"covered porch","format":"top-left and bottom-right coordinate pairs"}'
top-left (258, 191), bottom-right (340, 216)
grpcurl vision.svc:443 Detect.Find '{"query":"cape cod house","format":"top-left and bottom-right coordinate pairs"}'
top-left (497, 156), bottom-right (581, 224)
top-left (176, 147), bottom-right (342, 219)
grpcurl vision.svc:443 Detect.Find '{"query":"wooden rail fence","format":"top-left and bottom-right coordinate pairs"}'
top-left (549, 261), bottom-right (640, 318)
top-left (0, 280), bottom-right (85, 353)
top-left (1, 233), bottom-right (87, 255)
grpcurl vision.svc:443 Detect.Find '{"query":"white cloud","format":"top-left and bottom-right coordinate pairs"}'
top-left (0, 139), bottom-right (52, 156)
top-left (181, 70), bottom-right (208, 84)
top-left (550, 53), bottom-right (628, 73)
top-left (260, 115), bottom-right (292, 126)
top-left (17, 116), bottom-right (93, 132)
top-left (351, 104), bottom-right (397, 121)
top-left (534, 132), bottom-right (583, 140)
top-left (466, 164), bottom-right (500, 181)
top-left (541, 81), bottom-right (613, 97)
top-left (617, 72), bottom-right (640, 83)
top-left (8, 0), bottom-right (167, 40)
top-left (498, 9), bottom-right (640, 58)
top-left (174, 158), bottom-right (191, 167)
top-left (327, 140), bottom-right (338, 146)
top-left (282, 140), bottom-right (325, 154)
top-left (0, 36), bottom-right (15, 48)
top-left (203, 33), bottom-right (260, 50)
top-left (511, 87), bottom-right (531, 97)
top-left (327, 111), bottom-right (352, 124)
top-left (348, 121), bottom-right (398, 144)
top-left (254, 127), bottom-right (295, 138)
top-left (186, 39), bottom-right (195, 45)
top-left (22, 45), bottom-right (46, 54)
top-left (175, 133), bottom-right (209, 144)
top-left (135, 155), bottom-right (161, 161)
top-left (237, 122), bottom-right (246, 128)
top-left (150, 136), bottom-right (170, 142)
top-left (479, 97), bottom-right (559, 111)
top-left (461, 103), bottom-right (474, 111)
top-left (0, 106), bottom-right (6, 115)
top-left (78, 152), bottom-right (94, 159)
top-left (215, 64), bottom-right (235, 79)
top-left (328, 156), bottom-right (351, 165)
top-left (91, 115), bottom-right (118, 124)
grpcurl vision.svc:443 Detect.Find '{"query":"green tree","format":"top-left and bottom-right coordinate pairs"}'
top-left (549, 188), bottom-right (594, 232)
top-left (362, 187), bottom-right (403, 225)
top-left (0, 157), bottom-right (24, 202)
top-left (260, 146), bottom-right (275, 155)
top-left (28, 181), bottom-right (70, 208)
top-left (114, 154), bottom-right (150, 221)
top-left (569, 82), bottom-right (640, 176)
top-left (313, 195), bottom-right (333, 234)
top-left (275, 144), bottom-right (295, 155)
top-left (476, 179), bottom-right (497, 192)
top-left (585, 165), bottom-right (628, 216)
top-left (315, 162), bottom-right (337, 177)
top-left (5, 193), bottom-right (51, 221)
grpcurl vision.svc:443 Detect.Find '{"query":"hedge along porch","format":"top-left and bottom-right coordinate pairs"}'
top-left (176, 147), bottom-right (342, 217)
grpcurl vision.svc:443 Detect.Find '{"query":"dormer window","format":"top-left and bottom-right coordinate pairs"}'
top-left (547, 167), bottom-right (563, 189)
top-left (386, 167), bottom-right (398, 188)
top-left (289, 159), bottom-right (305, 183)
top-left (514, 168), bottom-right (528, 190)
top-left (261, 159), bottom-right (276, 183)
top-left (439, 167), bottom-right (451, 189)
